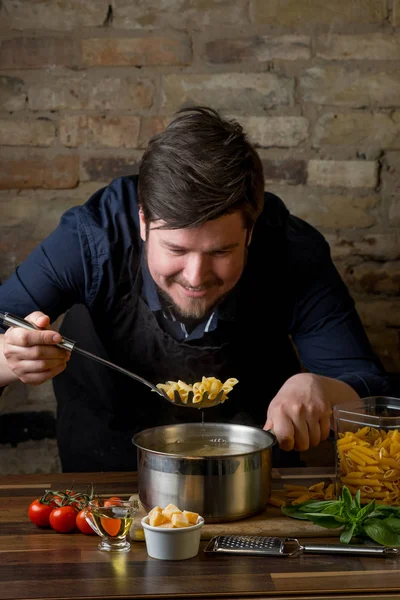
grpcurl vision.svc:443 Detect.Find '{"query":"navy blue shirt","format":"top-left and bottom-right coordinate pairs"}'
top-left (0, 175), bottom-right (390, 399)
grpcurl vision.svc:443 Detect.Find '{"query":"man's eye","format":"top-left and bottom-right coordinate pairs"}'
top-left (168, 248), bottom-right (185, 255)
top-left (212, 250), bottom-right (230, 257)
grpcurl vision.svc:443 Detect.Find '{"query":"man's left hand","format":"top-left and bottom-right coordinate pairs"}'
top-left (263, 373), bottom-right (360, 452)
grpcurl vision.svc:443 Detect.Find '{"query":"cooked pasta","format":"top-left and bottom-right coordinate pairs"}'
top-left (336, 427), bottom-right (400, 505)
top-left (156, 376), bottom-right (238, 405)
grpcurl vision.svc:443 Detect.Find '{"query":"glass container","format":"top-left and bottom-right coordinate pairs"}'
top-left (333, 396), bottom-right (400, 505)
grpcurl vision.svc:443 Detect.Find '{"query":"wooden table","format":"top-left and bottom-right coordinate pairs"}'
top-left (1, 468), bottom-right (400, 600)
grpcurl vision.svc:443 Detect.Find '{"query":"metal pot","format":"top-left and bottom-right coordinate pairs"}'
top-left (133, 422), bottom-right (276, 523)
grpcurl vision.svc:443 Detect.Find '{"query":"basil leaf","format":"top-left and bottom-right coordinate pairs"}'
top-left (297, 500), bottom-right (338, 513)
top-left (281, 506), bottom-right (310, 520)
top-left (364, 518), bottom-right (400, 547)
top-left (321, 503), bottom-right (343, 515)
top-left (376, 505), bottom-right (400, 518)
top-left (356, 498), bottom-right (376, 521)
top-left (340, 522), bottom-right (356, 544)
top-left (381, 516), bottom-right (400, 534)
top-left (307, 515), bottom-right (344, 529)
top-left (341, 486), bottom-right (353, 512)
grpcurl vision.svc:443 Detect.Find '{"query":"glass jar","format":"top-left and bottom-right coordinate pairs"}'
top-left (333, 396), bottom-right (400, 505)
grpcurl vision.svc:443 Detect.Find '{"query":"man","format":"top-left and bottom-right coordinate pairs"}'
top-left (0, 106), bottom-right (390, 472)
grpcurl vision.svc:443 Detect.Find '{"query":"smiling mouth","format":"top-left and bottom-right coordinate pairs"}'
top-left (179, 285), bottom-right (209, 298)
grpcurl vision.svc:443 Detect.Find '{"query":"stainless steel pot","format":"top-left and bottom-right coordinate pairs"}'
top-left (133, 422), bottom-right (276, 523)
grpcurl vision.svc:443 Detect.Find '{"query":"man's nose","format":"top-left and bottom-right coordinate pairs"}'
top-left (183, 255), bottom-right (210, 287)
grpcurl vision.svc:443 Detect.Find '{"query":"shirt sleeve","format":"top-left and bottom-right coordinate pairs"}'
top-left (287, 215), bottom-right (391, 398)
top-left (0, 206), bottom-right (92, 334)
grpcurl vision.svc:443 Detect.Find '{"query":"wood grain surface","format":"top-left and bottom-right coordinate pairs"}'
top-left (0, 468), bottom-right (399, 600)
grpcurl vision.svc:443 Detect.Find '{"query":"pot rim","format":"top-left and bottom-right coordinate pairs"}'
top-left (132, 422), bottom-right (276, 459)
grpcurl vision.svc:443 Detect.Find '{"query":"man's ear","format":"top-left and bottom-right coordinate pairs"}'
top-left (139, 207), bottom-right (147, 241)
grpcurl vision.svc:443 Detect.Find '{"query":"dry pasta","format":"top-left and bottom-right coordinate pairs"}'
top-left (156, 376), bottom-right (239, 405)
top-left (336, 427), bottom-right (400, 505)
top-left (268, 481), bottom-right (335, 507)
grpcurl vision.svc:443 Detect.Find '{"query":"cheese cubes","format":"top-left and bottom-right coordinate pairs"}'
top-left (148, 504), bottom-right (200, 528)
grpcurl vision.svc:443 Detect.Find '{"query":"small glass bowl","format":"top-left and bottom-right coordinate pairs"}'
top-left (141, 515), bottom-right (204, 560)
top-left (333, 396), bottom-right (400, 505)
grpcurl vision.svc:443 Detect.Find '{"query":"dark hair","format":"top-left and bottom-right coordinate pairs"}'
top-left (138, 106), bottom-right (264, 231)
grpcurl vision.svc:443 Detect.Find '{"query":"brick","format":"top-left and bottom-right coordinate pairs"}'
top-left (113, 0), bottom-right (248, 29)
top-left (60, 116), bottom-right (88, 148)
top-left (365, 329), bottom-right (400, 372)
top-left (29, 75), bottom-right (154, 111)
top-left (238, 116), bottom-right (308, 147)
top-left (0, 183), bottom-right (101, 238)
top-left (251, 0), bottom-right (385, 26)
top-left (0, 75), bottom-right (27, 111)
top-left (204, 35), bottom-right (310, 63)
top-left (162, 73), bottom-right (294, 112)
top-left (316, 33), bottom-right (400, 61)
top-left (82, 154), bottom-right (143, 182)
top-left (344, 261), bottom-right (400, 295)
top-left (0, 439), bottom-right (61, 476)
top-left (313, 112), bottom-right (400, 149)
top-left (0, 153), bottom-right (79, 189)
top-left (329, 233), bottom-right (400, 261)
top-left (0, 38), bottom-right (80, 69)
top-left (262, 159), bottom-right (306, 185)
top-left (389, 198), bottom-right (400, 225)
top-left (0, 228), bottom-right (37, 281)
top-left (87, 116), bottom-right (140, 148)
top-left (358, 299), bottom-right (400, 328)
top-left (0, 0), bottom-right (109, 30)
top-left (138, 116), bottom-right (170, 148)
top-left (0, 118), bottom-right (55, 146)
top-left (300, 67), bottom-right (400, 107)
top-left (393, 0), bottom-right (400, 26)
top-left (82, 36), bottom-right (191, 67)
top-left (269, 185), bottom-right (378, 228)
top-left (381, 152), bottom-right (400, 204)
top-left (308, 160), bottom-right (378, 188)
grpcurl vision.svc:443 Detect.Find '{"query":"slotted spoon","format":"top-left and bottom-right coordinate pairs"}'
top-left (0, 312), bottom-right (224, 409)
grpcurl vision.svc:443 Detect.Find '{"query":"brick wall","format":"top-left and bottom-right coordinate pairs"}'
top-left (0, 0), bottom-right (399, 474)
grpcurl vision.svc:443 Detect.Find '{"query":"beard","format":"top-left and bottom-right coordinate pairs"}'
top-left (156, 279), bottom-right (224, 321)
top-left (144, 240), bottom-right (248, 323)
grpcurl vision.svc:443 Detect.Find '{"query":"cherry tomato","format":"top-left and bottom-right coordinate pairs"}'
top-left (104, 496), bottom-right (122, 507)
top-left (100, 516), bottom-right (121, 537)
top-left (76, 509), bottom-right (96, 535)
top-left (49, 506), bottom-right (77, 533)
top-left (28, 499), bottom-right (54, 527)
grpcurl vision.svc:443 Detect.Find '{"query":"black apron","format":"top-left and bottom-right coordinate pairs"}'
top-left (54, 210), bottom-right (302, 471)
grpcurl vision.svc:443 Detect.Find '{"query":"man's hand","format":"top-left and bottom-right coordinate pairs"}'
top-left (0, 311), bottom-right (70, 386)
top-left (264, 373), bottom-right (360, 452)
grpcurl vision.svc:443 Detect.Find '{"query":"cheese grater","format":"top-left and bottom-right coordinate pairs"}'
top-left (204, 535), bottom-right (399, 557)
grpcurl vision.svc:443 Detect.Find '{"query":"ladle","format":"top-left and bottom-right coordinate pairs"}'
top-left (0, 312), bottom-right (225, 409)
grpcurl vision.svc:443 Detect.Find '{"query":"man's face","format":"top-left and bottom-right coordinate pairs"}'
top-left (139, 210), bottom-right (249, 320)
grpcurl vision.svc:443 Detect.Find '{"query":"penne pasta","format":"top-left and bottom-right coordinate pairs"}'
top-left (336, 427), bottom-right (400, 505)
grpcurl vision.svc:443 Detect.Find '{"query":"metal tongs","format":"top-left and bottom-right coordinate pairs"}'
top-left (0, 312), bottom-right (220, 408)
top-left (204, 535), bottom-right (399, 557)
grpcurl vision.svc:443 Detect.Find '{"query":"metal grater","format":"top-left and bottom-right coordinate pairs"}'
top-left (204, 535), bottom-right (399, 557)
top-left (204, 535), bottom-right (292, 556)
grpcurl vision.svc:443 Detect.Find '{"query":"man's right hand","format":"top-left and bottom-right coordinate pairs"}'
top-left (0, 311), bottom-right (70, 386)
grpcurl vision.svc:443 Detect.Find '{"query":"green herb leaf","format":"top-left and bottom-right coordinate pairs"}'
top-left (364, 518), bottom-right (400, 547)
top-left (281, 505), bottom-right (311, 520)
top-left (340, 522), bottom-right (356, 544)
top-left (341, 486), bottom-right (353, 512)
top-left (306, 515), bottom-right (344, 529)
top-left (281, 484), bottom-right (400, 546)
